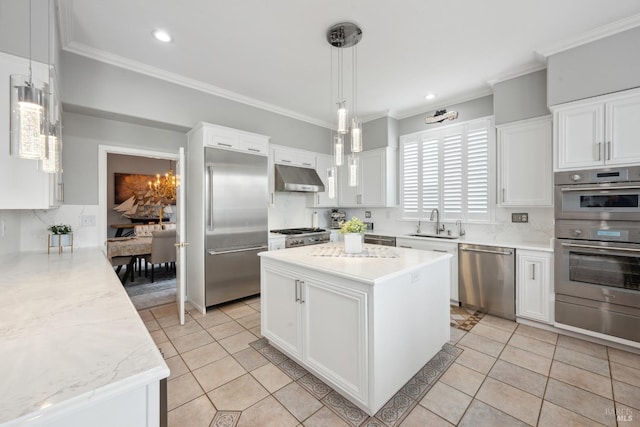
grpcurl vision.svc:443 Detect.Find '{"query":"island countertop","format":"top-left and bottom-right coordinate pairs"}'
top-left (258, 242), bottom-right (451, 284)
top-left (0, 248), bottom-right (169, 426)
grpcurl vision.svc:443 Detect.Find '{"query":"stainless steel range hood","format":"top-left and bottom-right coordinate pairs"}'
top-left (274, 164), bottom-right (325, 192)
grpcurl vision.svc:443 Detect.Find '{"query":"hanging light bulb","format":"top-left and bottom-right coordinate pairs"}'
top-left (348, 154), bottom-right (359, 187)
top-left (333, 134), bottom-right (344, 166)
top-left (327, 167), bottom-right (337, 199)
top-left (351, 117), bottom-right (362, 153)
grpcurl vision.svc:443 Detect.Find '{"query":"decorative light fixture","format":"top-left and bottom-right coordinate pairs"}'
top-left (425, 93), bottom-right (437, 100)
top-left (42, 0), bottom-right (62, 174)
top-left (10, 0), bottom-right (49, 160)
top-left (148, 162), bottom-right (177, 224)
top-left (41, 123), bottom-right (61, 173)
top-left (326, 22), bottom-right (364, 196)
top-left (425, 109), bottom-right (459, 124)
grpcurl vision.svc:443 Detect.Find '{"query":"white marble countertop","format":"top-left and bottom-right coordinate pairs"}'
top-left (259, 242), bottom-right (451, 284)
top-left (366, 229), bottom-right (554, 252)
top-left (0, 248), bottom-right (169, 425)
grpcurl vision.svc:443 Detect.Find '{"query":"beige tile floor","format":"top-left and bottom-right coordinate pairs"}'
top-left (140, 299), bottom-right (640, 427)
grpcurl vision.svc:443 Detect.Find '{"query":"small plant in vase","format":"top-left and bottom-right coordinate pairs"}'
top-left (48, 224), bottom-right (73, 253)
top-left (339, 216), bottom-right (366, 253)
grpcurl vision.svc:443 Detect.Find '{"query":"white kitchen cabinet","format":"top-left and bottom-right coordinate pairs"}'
top-left (261, 264), bottom-right (368, 402)
top-left (395, 237), bottom-right (459, 304)
top-left (268, 235), bottom-right (286, 251)
top-left (554, 88), bottom-right (640, 170)
top-left (273, 146), bottom-right (316, 168)
top-left (516, 249), bottom-right (553, 324)
top-left (309, 153), bottom-right (337, 208)
top-left (206, 125), bottom-right (269, 155)
top-left (0, 52), bottom-right (63, 209)
top-left (338, 147), bottom-right (397, 207)
top-left (497, 116), bottom-right (552, 207)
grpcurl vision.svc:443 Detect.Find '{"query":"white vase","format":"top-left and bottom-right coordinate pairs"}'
top-left (344, 233), bottom-right (363, 254)
top-left (50, 234), bottom-right (72, 247)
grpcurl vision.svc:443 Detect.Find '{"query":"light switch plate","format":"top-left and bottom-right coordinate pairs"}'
top-left (512, 213), bottom-right (529, 223)
top-left (365, 211), bottom-right (371, 218)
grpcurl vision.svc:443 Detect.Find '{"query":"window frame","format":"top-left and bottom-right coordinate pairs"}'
top-left (399, 117), bottom-right (495, 223)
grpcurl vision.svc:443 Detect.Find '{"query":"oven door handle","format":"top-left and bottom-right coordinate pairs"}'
top-left (560, 185), bottom-right (640, 192)
top-left (561, 242), bottom-right (640, 253)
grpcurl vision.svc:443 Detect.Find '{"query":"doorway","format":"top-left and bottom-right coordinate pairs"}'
top-left (98, 145), bottom-right (180, 310)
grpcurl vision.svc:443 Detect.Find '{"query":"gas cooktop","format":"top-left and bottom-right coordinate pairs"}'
top-left (271, 228), bottom-right (326, 235)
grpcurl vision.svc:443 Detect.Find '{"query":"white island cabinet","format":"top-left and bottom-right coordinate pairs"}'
top-left (0, 249), bottom-right (169, 427)
top-left (259, 243), bottom-right (451, 416)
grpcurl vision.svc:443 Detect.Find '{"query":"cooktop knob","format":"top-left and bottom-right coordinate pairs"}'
top-left (571, 174), bottom-right (581, 182)
top-left (574, 229), bottom-right (582, 236)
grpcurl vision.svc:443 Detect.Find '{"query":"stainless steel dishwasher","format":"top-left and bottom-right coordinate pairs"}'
top-left (458, 243), bottom-right (515, 320)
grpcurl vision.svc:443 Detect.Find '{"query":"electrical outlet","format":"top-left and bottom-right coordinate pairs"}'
top-left (512, 213), bottom-right (529, 223)
top-left (81, 215), bottom-right (96, 227)
top-left (365, 211), bottom-right (371, 218)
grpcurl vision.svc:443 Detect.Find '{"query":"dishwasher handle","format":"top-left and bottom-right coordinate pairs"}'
top-left (459, 247), bottom-right (513, 256)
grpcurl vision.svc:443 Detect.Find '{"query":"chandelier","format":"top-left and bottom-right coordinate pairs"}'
top-left (148, 163), bottom-right (177, 224)
top-left (326, 22), bottom-right (363, 198)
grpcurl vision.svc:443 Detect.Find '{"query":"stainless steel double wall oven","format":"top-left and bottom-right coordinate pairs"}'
top-left (554, 166), bottom-right (640, 342)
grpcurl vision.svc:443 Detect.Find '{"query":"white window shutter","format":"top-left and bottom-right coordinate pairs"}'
top-left (421, 136), bottom-right (439, 213)
top-left (466, 121), bottom-right (490, 221)
top-left (400, 137), bottom-right (419, 218)
top-left (442, 129), bottom-right (463, 220)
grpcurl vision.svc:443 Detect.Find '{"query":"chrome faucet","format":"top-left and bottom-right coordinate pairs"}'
top-left (455, 219), bottom-right (466, 236)
top-left (429, 208), bottom-right (445, 234)
top-left (416, 219), bottom-right (422, 234)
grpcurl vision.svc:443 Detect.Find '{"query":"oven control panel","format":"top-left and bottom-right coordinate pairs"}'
top-left (555, 220), bottom-right (640, 243)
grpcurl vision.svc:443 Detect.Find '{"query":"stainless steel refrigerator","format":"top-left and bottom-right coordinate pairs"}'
top-left (204, 147), bottom-right (268, 306)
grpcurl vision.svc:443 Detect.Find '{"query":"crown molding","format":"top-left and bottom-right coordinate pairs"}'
top-left (393, 87), bottom-right (494, 121)
top-left (535, 13), bottom-right (640, 60)
top-left (486, 63), bottom-right (547, 87)
top-left (62, 40), bottom-right (333, 129)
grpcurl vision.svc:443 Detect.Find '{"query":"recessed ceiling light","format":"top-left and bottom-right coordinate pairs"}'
top-left (425, 93), bottom-right (437, 100)
top-left (152, 29), bottom-right (172, 43)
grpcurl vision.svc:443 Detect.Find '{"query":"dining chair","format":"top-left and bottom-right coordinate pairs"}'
top-left (143, 229), bottom-right (177, 282)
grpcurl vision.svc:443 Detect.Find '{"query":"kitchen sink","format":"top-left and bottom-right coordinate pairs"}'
top-left (407, 233), bottom-right (459, 240)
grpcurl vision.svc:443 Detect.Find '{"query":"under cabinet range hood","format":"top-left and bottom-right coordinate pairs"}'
top-left (274, 164), bottom-right (325, 192)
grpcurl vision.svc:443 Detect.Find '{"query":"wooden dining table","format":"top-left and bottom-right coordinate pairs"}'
top-left (106, 237), bottom-right (152, 283)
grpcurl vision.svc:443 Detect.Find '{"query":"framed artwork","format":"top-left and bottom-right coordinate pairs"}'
top-left (114, 173), bottom-right (155, 204)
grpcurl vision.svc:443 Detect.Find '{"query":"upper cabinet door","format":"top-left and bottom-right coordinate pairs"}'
top-left (605, 91), bottom-right (640, 166)
top-left (498, 117), bottom-right (552, 207)
top-left (555, 101), bottom-right (604, 170)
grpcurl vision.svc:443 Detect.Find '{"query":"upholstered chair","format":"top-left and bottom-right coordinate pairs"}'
top-left (143, 229), bottom-right (177, 282)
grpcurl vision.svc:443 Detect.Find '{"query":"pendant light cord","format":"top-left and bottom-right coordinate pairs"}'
top-left (352, 45), bottom-right (358, 118)
top-left (28, 0), bottom-right (33, 85)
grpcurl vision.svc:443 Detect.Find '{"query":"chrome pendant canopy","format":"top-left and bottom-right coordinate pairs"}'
top-left (327, 22), bottom-right (362, 48)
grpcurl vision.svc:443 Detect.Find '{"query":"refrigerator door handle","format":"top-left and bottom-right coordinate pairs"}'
top-left (206, 165), bottom-right (215, 231)
top-left (208, 246), bottom-right (268, 256)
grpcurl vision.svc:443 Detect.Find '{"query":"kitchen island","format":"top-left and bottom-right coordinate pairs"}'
top-left (0, 248), bottom-right (169, 427)
top-left (259, 243), bottom-right (451, 416)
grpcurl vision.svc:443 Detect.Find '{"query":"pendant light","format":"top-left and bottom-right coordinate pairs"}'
top-left (42, 0), bottom-right (62, 174)
top-left (350, 45), bottom-right (362, 153)
top-left (10, 0), bottom-right (49, 160)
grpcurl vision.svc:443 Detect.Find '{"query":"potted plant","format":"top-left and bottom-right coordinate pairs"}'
top-left (48, 224), bottom-right (73, 251)
top-left (339, 216), bottom-right (366, 253)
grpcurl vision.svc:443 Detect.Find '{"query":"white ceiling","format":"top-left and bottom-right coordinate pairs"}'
top-left (58, 0), bottom-right (640, 128)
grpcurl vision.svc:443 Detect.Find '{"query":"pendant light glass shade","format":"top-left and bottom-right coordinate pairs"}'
top-left (348, 154), bottom-right (359, 187)
top-left (351, 117), bottom-right (362, 153)
top-left (337, 101), bottom-right (348, 134)
top-left (10, 75), bottom-right (48, 160)
top-left (327, 167), bottom-right (337, 199)
top-left (41, 122), bottom-right (61, 173)
top-left (333, 134), bottom-right (344, 166)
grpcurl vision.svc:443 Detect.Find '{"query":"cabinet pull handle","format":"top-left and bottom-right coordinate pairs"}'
top-left (281, 159), bottom-right (292, 163)
top-left (302, 163), bottom-right (312, 166)
top-left (217, 142), bottom-right (232, 147)
top-left (532, 264), bottom-right (536, 280)
top-left (597, 142), bottom-right (602, 161)
top-left (317, 194), bottom-right (320, 205)
top-left (433, 249), bottom-right (448, 253)
top-left (248, 148), bottom-right (260, 153)
top-left (295, 279), bottom-right (300, 302)
top-left (501, 188), bottom-right (505, 203)
top-left (607, 141), bottom-right (611, 160)
top-left (399, 245), bottom-right (413, 248)
top-left (300, 281), bottom-right (305, 303)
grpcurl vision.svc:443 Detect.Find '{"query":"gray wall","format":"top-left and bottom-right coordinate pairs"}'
top-left (361, 116), bottom-right (392, 151)
top-left (60, 51), bottom-right (331, 154)
top-left (62, 112), bottom-right (186, 205)
top-left (399, 95), bottom-right (494, 135)
top-left (494, 69), bottom-right (549, 125)
top-left (547, 26), bottom-right (640, 106)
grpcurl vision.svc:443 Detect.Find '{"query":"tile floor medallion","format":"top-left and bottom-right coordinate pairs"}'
top-left (249, 338), bottom-right (461, 427)
top-left (450, 305), bottom-right (485, 331)
top-left (145, 298), bottom-right (640, 427)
